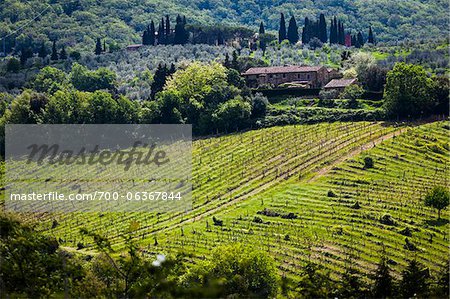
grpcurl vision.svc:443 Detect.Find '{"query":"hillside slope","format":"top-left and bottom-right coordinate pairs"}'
top-left (0, 0), bottom-right (448, 51)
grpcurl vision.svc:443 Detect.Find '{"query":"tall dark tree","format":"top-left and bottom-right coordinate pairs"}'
top-left (157, 21), bottom-right (165, 45)
top-left (165, 15), bottom-right (171, 36)
top-left (224, 53), bottom-right (231, 68)
top-left (329, 19), bottom-right (335, 44)
top-left (95, 38), bottom-right (102, 55)
top-left (332, 17), bottom-right (338, 44)
top-left (357, 31), bottom-right (365, 47)
top-left (168, 63), bottom-right (176, 75)
top-left (149, 21), bottom-right (156, 46)
top-left (38, 43), bottom-right (48, 58)
top-left (59, 46), bottom-right (67, 60)
top-left (150, 63), bottom-right (169, 100)
top-left (231, 50), bottom-right (239, 71)
top-left (217, 31), bottom-right (224, 45)
top-left (287, 16), bottom-right (299, 44)
top-left (319, 13), bottom-right (327, 43)
top-left (279, 13), bottom-right (286, 43)
top-left (51, 41), bottom-right (58, 60)
top-left (400, 259), bottom-right (430, 298)
top-left (351, 35), bottom-right (357, 47)
top-left (174, 15), bottom-right (188, 45)
top-left (259, 21), bottom-right (265, 34)
top-left (142, 29), bottom-right (149, 45)
top-left (302, 17), bottom-right (310, 44)
top-left (338, 22), bottom-right (345, 45)
top-left (368, 26), bottom-right (374, 44)
top-left (20, 47), bottom-right (33, 65)
top-left (371, 254), bottom-right (394, 298)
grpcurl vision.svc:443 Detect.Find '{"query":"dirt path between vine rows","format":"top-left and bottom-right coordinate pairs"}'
top-left (306, 127), bottom-right (407, 183)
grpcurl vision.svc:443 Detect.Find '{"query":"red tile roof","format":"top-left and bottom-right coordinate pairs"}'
top-left (324, 78), bottom-right (358, 89)
top-left (242, 65), bottom-right (325, 76)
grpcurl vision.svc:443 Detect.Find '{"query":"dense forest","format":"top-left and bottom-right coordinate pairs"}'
top-left (0, 0), bottom-right (448, 53)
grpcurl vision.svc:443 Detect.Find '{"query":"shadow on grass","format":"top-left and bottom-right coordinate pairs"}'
top-left (425, 218), bottom-right (449, 227)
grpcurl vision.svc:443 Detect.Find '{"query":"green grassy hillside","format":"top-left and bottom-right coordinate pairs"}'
top-left (15, 120), bottom-right (448, 280)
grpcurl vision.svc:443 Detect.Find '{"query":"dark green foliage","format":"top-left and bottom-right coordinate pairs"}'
top-left (368, 26), bottom-right (375, 44)
top-left (51, 41), bottom-right (58, 60)
top-left (319, 13), bottom-right (327, 43)
top-left (157, 21), bottom-right (165, 45)
top-left (400, 259), bottom-right (430, 298)
top-left (259, 21), bottom-right (265, 34)
top-left (433, 260), bottom-right (450, 297)
top-left (279, 13), bottom-right (286, 43)
top-left (183, 243), bottom-right (279, 298)
top-left (165, 15), bottom-right (171, 36)
top-left (38, 43), bottom-right (48, 58)
top-left (69, 51), bottom-right (81, 60)
top-left (371, 254), bottom-right (394, 298)
top-left (383, 63), bottom-right (435, 118)
top-left (150, 64), bottom-right (170, 100)
top-left (95, 38), bottom-right (102, 55)
top-left (432, 76), bottom-right (450, 115)
top-left (19, 47), bottom-right (33, 65)
top-left (6, 57), bottom-right (21, 73)
top-left (212, 216), bottom-right (223, 226)
top-left (251, 93), bottom-right (268, 118)
top-left (337, 263), bottom-right (368, 299)
top-left (59, 46), bottom-right (67, 60)
top-left (70, 63), bottom-right (117, 92)
top-left (287, 16), bottom-right (299, 44)
top-left (174, 15), bottom-right (188, 45)
top-left (0, 213), bottom-right (81, 298)
top-left (357, 31), bottom-right (365, 48)
top-left (296, 262), bottom-right (335, 298)
top-left (34, 66), bottom-right (68, 94)
top-left (424, 186), bottom-right (450, 219)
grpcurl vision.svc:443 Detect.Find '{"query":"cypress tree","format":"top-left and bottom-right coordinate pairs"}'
top-left (287, 16), bottom-right (299, 44)
top-left (151, 63), bottom-right (169, 100)
top-left (95, 37), bottom-right (102, 55)
top-left (231, 50), bottom-right (239, 71)
top-left (302, 17), bottom-right (310, 44)
top-left (51, 40), bottom-right (58, 60)
top-left (333, 17), bottom-right (338, 44)
top-left (169, 63), bottom-right (176, 75)
top-left (20, 47), bottom-right (33, 65)
top-left (224, 53), bottom-right (230, 68)
top-left (60, 46), bottom-right (67, 60)
top-left (259, 21), bottom-right (265, 34)
top-left (157, 21), bottom-right (165, 45)
top-left (338, 22), bottom-right (345, 45)
top-left (400, 260), bottom-right (430, 298)
top-left (217, 31), bottom-right (224, 45)
top-left (183, 16), bottom-right (186, 25)
top-left (368, 26), bottom-right (374, 44)
top-left (351, 35), bottom-right (357, 48)
top-left (103, 40), bottom-right (106, 52)
top-left (279, 13), bottom-right (286, 43)
top-left (149, 21), bottom-right (156, 45)
top-left (319, 13), bottom-right (327, 43)
top-left (329, 19), bottom-right (334, 44)
top-left (357, 31), bottom-right (364, 47)
top-left (38, 43), bottom-right (48, 58)
top-left (174, 15), bottom-right (188, 45)
top-left (165, 15), bottom-right (171, 36)
top-left (142, 29), bottom-right (149, 45)
top-left (372, 254), bottom-right (394, 298)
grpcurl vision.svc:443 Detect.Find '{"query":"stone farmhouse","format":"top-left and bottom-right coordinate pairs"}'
top-left (241, 65), bottom-right (342, 89)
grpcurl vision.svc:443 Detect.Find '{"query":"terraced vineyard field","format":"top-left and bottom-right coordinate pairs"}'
top-left (11, 120), bottom-right (449, 279)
